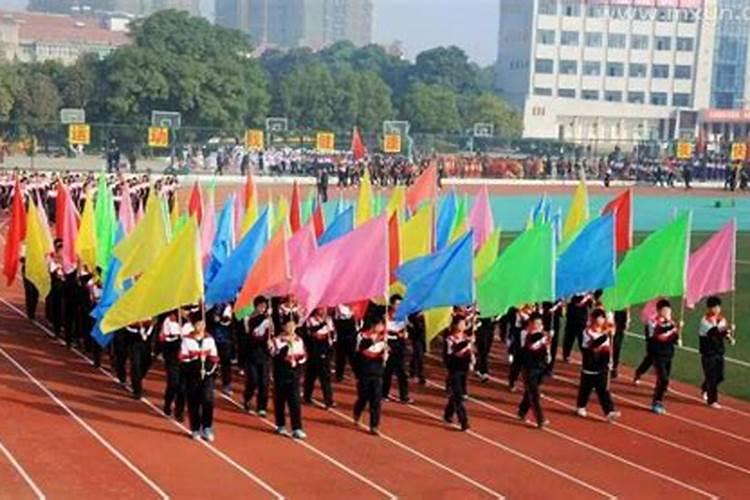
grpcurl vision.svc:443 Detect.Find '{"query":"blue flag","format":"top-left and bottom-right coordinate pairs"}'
top-left (394, 231), bottom-right (475, 321)
top-left (91, 225), bottom-right (127, 347)
top-left (533, 195), bottom-right (547, 224)
top-left (205, 207), bottom-right (270, 306)
top-left (318, 206), bottom-right (353, 246)
top-left (555, 214), bottom-right (616, 299)
top-left (435, 191), bottom-right (457, 250)
top-left (205, 195), bottom-right (236, 283)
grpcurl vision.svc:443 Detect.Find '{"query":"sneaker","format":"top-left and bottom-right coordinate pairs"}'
top-left (276, 426), bottom-right (291, 437)
top-left (537, 419), bottom-right (550, 429)
top-left (709, 402), bottom-right (722, 410)
top-left (443, 415), bottom-right (454, 424)
top-left (221, 387), bottom-right (233, 397)
top-left (576, 407), bottom-right (588, 418)
top-left (606, 411), bottom-right (621, 422)
top-left (258, 409), bottom-right (267, 418)
top-left (325, 402), bottom-right (337, 410)
top-left (508, 383), bottom-right (517, 393)
top-left (460, 422), bottom-right (470, 432)
top-left (633, 376), bottom-right (641, 386)
top-left (399, 397), bottom-right (414, 405)
top-left (163, 405), bottom-right (172, 417)
top-left (292, 429), bottom-right (307, 440)
top-left (202, 428), bottom-right (215, 442)
top-left (418, 378), bottom-right (427, 386)
top-left (383, 395), bottom-right (392, 402)
top-left (369, 427), bottom-right (379, 436)
top-left (462, 394), bottom-right (469, 401)
top-left (190, 431), bottom-right (201, 440)
top-left (353, 412), bottom-right (362, 426)
top-left (174, 412), bottom-right (185, 423)
top-left (701, 391), bottom-right (708, 402)
top-left (651, 402), bottom-right (666, 415)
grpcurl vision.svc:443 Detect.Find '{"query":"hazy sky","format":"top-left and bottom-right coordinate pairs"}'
top-left (1, 0), bottom-right (500, 65)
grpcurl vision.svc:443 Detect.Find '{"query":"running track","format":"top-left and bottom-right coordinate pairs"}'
top-left (0, 184), bottom-right (749, 498)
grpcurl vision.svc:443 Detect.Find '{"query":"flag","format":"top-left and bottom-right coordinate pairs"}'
top-left (336, 193), bottom-right (347, 216)
top-left (302, 189), bottom-right (315, 223)
top-left (101, 218), bottom-right (203, 333)
top-left (469, 185), bottom-right (494, 251)
top-left (200, 188), bottom-right (216, 264)
top-left (532, 194), bottom-right (547, 225)
top-left (449, 194), bottom-right (469, 243)
top-left (601, 189), bottom-right (633, 253)
top-left (552, 207), bottom-right (563, 246)
top-left (318, 206), bottom-right (354, 246)
top-left (555, 215), bottom-right (616, 299)
top-left (55, 182), bottom-right (67, 239)
top-left (474, 228), bottom-right (501, 279)
top-left (400, 204), bottom-right (432, 263)
top-left (3, 179), bottom-right (25, 286)
top-left (273, 196), bottom-right (289, 234)
top-left (477, 224), bottom-right (556, 316)
top-left (205, 195), bottom-right (236, 283)
top-left (389, 213), bottom-right (400, 282)
top-left (395, 231), bottom-right (474, 320)
top-left (94, 177), bottom-right (116, 272)
top-left (435, 191), bottom-right (457, 250)
top-left (91, 225), bottom-right (127, 347)
top-left (351, 127), bottom-right (367, 161)
top-left (118, 181), bottom-right (136, 235)
top-left (268, 223), bottom-right (318, 297)
top-left (240, 174), bottom-right (259, 237)
top-left (113, 192), bottom-right (169, 282)
top-left (170, 196), bottom-right (180, 229)
top-left (602, 212), bottom-right (692, 311)
top-left (312, 201), bottom-right (325, 239)
top-left (289, 181), bottom-right (302, 233)
top-left (406, 165), bottom-right (438, 213)
top-left (188, 181), bottom-right (203, 224)
top-left (205, 207), bottom-right (270, 307)
top-left (23, 202), bottom-right (51, 298)
top-left (75, 190), bottom-right (97, 272)
top-left (34, 192), bottom-right (53, 251)
top-left (425, 307), bottom-right (452, 346)
top-left (235, 225), bottom-right (289, 311)
top-left (355, 169), bottom-right (373, 226)
top-left (297, 215), bottom-right (388, 315)
top-left (373, 194), bottom-right (384, 216)
top-left (562, 178), bottom-right (589, 243)
top-left (686, 219), bottom-right (736, 308)
top-left (386, 186), bottom-right (406, 217)
top-left (61, 191), bottom-right (79, 273)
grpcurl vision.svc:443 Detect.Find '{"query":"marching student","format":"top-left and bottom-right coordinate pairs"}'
top-left (47, 239), bottom-right (65, 337)
top-left (576, 309), bottom-right (620, 421)
top-left (271, 317), bottom-right (307, 439)
top-left (21, 258), bottom-right (40, 321)
top-left (302, 307), bottom-right (336, 408)
top-left (353, 316), bottom-right (388, 435)
top-left (333, 304), bottom-right (358, 381)
top-left (542, 300), bottom-right (564, 374)
top-left (209, 303), bottom-right (235, 396)
top-left (160, 309), bottom-right (186, 421)
top-left (699, 296), bottom-right (735, 408)
top-left (383, 295), bottom-right (412, 404)
top-left (242, 296), bottom-right (273, 416)
top-left (610, 309), bottom-right (629, 379)
top-left (506, 305), bottom-right (533, 391)
top-left (562, 294), bottom-right (593, 362)
top-left (443, 315), bottom-right (473, 431)
top-left (517, 312), bottom-right (550, 429)
top-left (116, 319), bottom-right (154, 399)
top-left (648, 299), bottom-right (681, 415)
top-left (180, 319), bottom-right (219, 441)
top-left (408, 311), bottom-right (427, 386)
top-left (273, 294), bottom-right (300, 334)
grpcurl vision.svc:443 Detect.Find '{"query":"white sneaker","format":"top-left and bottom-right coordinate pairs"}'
top-left (202, 428), bottom-right (215, 442)
top-left (276, 426), bottom-right (291, 437)
top-left (701, 391), bottom-right (708, 402)
top-left (709, 402), bottom-right (722, 410)
top-left (292, 429), bottom-right (307, 440)
top-left (190, 431), bottom-right (201, 440)
top-left (607, 411), bottom-right (621, 422)
top-left (576, 408), bottom-right (587, 418)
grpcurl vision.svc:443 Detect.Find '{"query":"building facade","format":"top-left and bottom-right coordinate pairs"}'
top-left (29, 0), bottom-right (200, 16)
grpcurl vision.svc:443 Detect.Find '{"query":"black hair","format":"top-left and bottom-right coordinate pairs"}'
top-left (528, 312), bottom-right (544, 322)
top-left (591, 308), bottom-right (607, 321)
top-left (253, 296), bottom-right (268, 308)
top-left (389, 294), bottom-right (403, 305)
top-left (706, 296), bottom-right (722, 309)
top-left (656, 299), bottom-right (671, 311)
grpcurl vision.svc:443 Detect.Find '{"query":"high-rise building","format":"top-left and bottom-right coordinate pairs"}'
top-left (29, 0), bottom-right (200, 16)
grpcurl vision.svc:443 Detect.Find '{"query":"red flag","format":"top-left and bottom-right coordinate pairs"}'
top-left (188, 181), bottom-right (203, 225)
top-left (406, 165), bottom-right (438, 213)
top-left (61, 191), bottom-right (79, 272)
top-left (235, 226), bottom-right (289, 310)
top-left (244, 173), bottom-right (255, 210)
top-left (55, 182), bottom-right (67, 239)
top-left (388, 213), bottom-right (400, 284)
top-left (351, 127), bottom-right (366, 161)
top-left (3, 178), bottom-right (26, 286)
top-left (601, 189), bottom-right (633, 253)
top-left (289, 181), bottom-right (302, 233)
top-left (312, 201), bottom-right (325, 239)
top-left (350, 300), bottom-right (370, 320)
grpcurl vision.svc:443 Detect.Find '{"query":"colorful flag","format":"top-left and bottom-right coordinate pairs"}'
top-left (477, 224), bottom-right (556, 316)
top-left (388, 213), bottom-right (401, 282)
top-left (302, 189), bottom-right (315, 224)
top-left (562, 178), bottom-right (589, 244)
top-left (75, 190), bottom-right (97, 272)
top-left (474, 228), bottom-right (501, 279)
top-left (424, 307), bottom-right (452, 346)
top-left (94, 176), bottom-right (116, 272)
top-left (268, 223), bottom-right (318, 297)
top-left (406, 165), bottom-right (438, 213)
top-left (686, 218), bottom-right (736, 308)
top-left (240, 174), bottom-right (259, 237)
top-left (555, 215), bottom-right (616, 299)
top-left (435, 191), bottom-right (457, 250)
top-left (235, 225), bottom-right (290, 311)
top-left (400, 204), bottom-right (432, 263)
top-left (469, 185), bottom-right (494, 251)
top-left (55, 182), bottom-right (67, 239)
top-left (318, 206), bottom-right (354, 246)
top-left (449, 194), bottom-right (469, 243)
top-left (289, 181), bottom-right (302, 233)
top-left (602, 212), bottom-right (692, 311)
top-left (91, 225), bottom-right (126, 347)
top-left (351, 127), bottom-right (367, 161)
top-left (200, 188), bottom-right (217, 264)
top-left (61, 190), bottom-right (79, 273)
top-left (601, 189), bottom-right (633, 253)
top-left (3, 179), bottom-right (25, 286)
top-left (273, 195), bottom-right (289, 234)
top-left (118, 181), bottom-right (136, 235)
top-left (170, 196), bottom-right (180, 230)
top-left (205, 195), bottom-right (236, 283)
top-left (24, 202), bottom-right (52, 298)
top-left (386, 186), bottom-right (406, 217)
top-left (188, 181), bottom-right (203, 225)
top-left (311, 201), bottom-right (325, 238)
top-left (101, 218), bottom-right (203, 333)
top-left (297, 215), bottom-right (388, 315)
top-left (113, 192), bottom-right (169, 282)
top-left (355, 169), bottom-right (373, 226)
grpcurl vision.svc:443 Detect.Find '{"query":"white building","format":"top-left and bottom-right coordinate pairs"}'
top-left (497, 0), bottom-right (717, 147)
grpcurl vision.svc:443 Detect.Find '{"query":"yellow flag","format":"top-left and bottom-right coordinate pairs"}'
top-left (474, 228), bottom-right (501, 279)
top-left (101, 218), bottom-right (203, 333)
top-left (355, 169), bottom-right (373, 226)
top-left (25, 203), bottom-right (52, 298)
top-left (563, 179), bottom-right (589, 242)
top-left (114, 192), bottom-right (168, 282)
top-left (75, 190), bottom-right (97, 271)
top-left (400, 204), bottom-right (432, 263)
top-left (425, 307), bottom-right (452, 346)
top-left (240, 191), bottom-right (259, 238)
top-left (386, 185), bottom-right (406, 218)
top-left (273, 195), bottom-right (289, 234)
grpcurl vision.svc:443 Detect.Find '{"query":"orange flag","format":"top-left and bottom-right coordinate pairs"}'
top-left (244, 173), bottom-right (256, 210)
top-left (289, 181), bottom-right (302, 233)
top-left (3, 178), bottom-right (25, 286)
top-left (406, 165), bottom-right (438, 213)
top-left (235, 226), bottom-right (289, 310)
top-left (188, 181), bottom-right (203, 225)
top-left (55, 181), bottom-right (67, 239)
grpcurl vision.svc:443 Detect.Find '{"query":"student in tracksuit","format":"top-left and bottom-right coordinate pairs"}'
top-left (180, 320), bottom-right (219, 441)
top-left (271, 318), bottom-right (307, 439)
top-left (116, 320), bottom-right (154, 399)
top-left (563, 294), bottom-right (592, 362)
top-left (334, 304), bottom-right (358, 381)
top-left (648, 299), bottom-right (681, 415)
top-left (160, 310), bottom-right (186, 421)
top-left (242, 296), bottom-right (273, 416)
top-left (383, 295), bottom-right (412, 403)
top-left (699, 296), bottom-right (734, 409)
top-left (443, 315), bottom-right (473, 431)
top-left (576, 308), bottom-right (620, 421)
top-left (517, 312), bottom-right (550, 429)
top-left (610, 309), bottom-right (629, 379)
top-left (473, 309), bottom-right (495, 383)
top-left (303, 308), bottom-right (336, 408)
top-left (210, 303), bottom-right (235, 395)
top-left (542, 300), bottom-right (563, 375)
top-left (353, 317), bottom-right (387, 435)
top-left (408, 312), bottom-right (427, 385)
top-left (507, 305), bottom-right (532, 391)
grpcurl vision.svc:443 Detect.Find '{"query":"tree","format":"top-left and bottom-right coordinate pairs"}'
top-left (279, 63), bottom-right (336, 129)
top-left (11, 71), bottom-right (62, 149)
top-left (403, 83), bottom-right (461, 133)
top-left (355, 71), bottom-right (393, 133)
top-left (461, 93), bottom-right (522, 138)
top-left (412, 46), bottom-right (479, 94)
top-left (0, 63), bottom-right (21, 123)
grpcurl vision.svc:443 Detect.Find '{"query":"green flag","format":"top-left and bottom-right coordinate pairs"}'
top-left (94, 175), bottom-right (116, 272)
top-left (476, 224), bottom-right (555, 316)
top-left (602, 212), bottom-right (691, 311)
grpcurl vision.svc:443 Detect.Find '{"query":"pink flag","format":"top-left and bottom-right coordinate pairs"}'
top-left (200, 190), bottom-right (216, 265)
top-left (267, 222), bottom-right (318, 297)
top-left (119, 183), bottom-right (136, 234)
top-left (234, 189), bottom-right (245, 237)
top-left (639, 299), bottom-right (659, 324)
top-left (468, 185), bottom-right (494, 251)
top-left (61, 192), bottom-right (79, 273)
top-left (297, 215), bottom-right (388, 315)
top-left (686, 219), bottom-right (736, 308)
top-left (135, 202), bottom-right (144, 225)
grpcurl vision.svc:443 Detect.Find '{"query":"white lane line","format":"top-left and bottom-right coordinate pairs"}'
top-left (737, 259), bottom-right (749, 266)
top-left (0, 439), bottom-right (46, 500)
top-left (0, 298), bottom-right (284, 500)
top-left (624, 332), bottom-right (750, 368)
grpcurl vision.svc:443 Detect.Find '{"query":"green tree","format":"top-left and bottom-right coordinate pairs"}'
top-left (355, 71), bottom-right (393, 133)
top-left (11, 71), bottom-right (62, 149)
top-left (279, 63), bottom-right (336, 129)
top-left (412, 46), bottom-right (479, 94)
top-left (0, 63), bottom-right (21, 123)
top-left (461, 93), bottom-right (522, 138)
top-left (403, 83), bottom-right (461, 133)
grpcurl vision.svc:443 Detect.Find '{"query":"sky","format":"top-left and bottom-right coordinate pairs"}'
top-left (1, 0), bottom-right (500, 66)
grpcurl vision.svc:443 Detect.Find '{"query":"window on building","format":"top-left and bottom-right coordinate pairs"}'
top-left (563, 2), bottom-right (581, 16)
top-left (582, 61), bottom-right (601, 76)
top-left (628, 91), bottom-right (645, 104)
top-left (631, 35), bottom-right (649, 50)
top-left (606, 62), bottom-right (625, 77)
top-left (674, 65), bottom-right (692, 79)
top-left (673, 93), bottom-right (692, 107)
top-left (676, 37), bottom-right (694, 51)
top-left (652, 64), bottom-right (670, 78)
top-left (629, 63), bottom-right (647, 78)
top-left (655, 36), bottom-right (672, 51)
top-left (534, 87), bottom-right (553, 96)
top-left (535, 58), bottom-right (554, 74)
top-left (608, 33), bottom-right (626, 49)
top-left (585, 32), bottom-right (602, 47)
top-left (650, 92), bottom-right (668, 105)
top-left (538, 29), bottom-right (556, 45)
top-left (656, 8), bottom-right (674, 23)
top-left (558, 88), bottom-right (576, 98)
top-left (560, 60), bottom-right (578, 74)
top-left (605, 91), bottom-right (623, 102)
top-left (539, 0), bottom-right (557, 15)
top-left (582, 90), bottom-right (599, 100)
top-left (561, 31), bottom-right (579, 46)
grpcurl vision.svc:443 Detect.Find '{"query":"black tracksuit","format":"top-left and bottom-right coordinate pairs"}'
top-left (408, 313), bottom-right (427, 383)
top-left (542, 301), bottom-right (563, 373)
top-left (563, 295), bottom-right (591, 360)
top-left (334, 306), bottom-right (358, 381)
top-left (576, 327), bottom-right (615, 414)
top-left (180, 335), bottom-right (218, 433)
top-left (444, 334), bottom-right (472, 429)
top-left (242, 314), bottom-right (273, 413)
top-left (611, 310), bottom-right (628, 375)
top-left (518, 328), bottom-right (549, 426)
top-left (271, 336), bottom-right (306, 431)
top-left (302, 315), bottom-right (335, 407)
top-left (353, 331), bottom-right (386, 431)
top-left (114, 322), bottom-right (153, 398)
top-left (383, 319), bottom-right (410, 401)
top-left (648, 317), bottom-right (680, 404)
top-left (474, 315), bottom-right (495, 379)
top-left (160, 318), bottom-right (186, 418)
top-left (699, 314), bottom-right (731, 405)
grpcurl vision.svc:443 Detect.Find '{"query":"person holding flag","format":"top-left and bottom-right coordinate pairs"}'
top-left (160, 309), bottom-right (187, 421)
top-left (575, 309), bottom-right (620, 422)
top-left (443, 315), bottom-right (473, 431)
top-left (271, 317), bottom-right (307, 440)
top-left (302, 307), bottom-right (336, 409)
top-left (699, 296), bottom-right (735, 409)
top-left (179, 318), bottom-right (219, 442)
top-left (647, 299), bottom-right (681, 415)
top-left (517, 312), bottom-right (550, 429)
top-left (241, 296), bottom-right (274, 417)
top-left (353, 316), bottom-right (388, 435)
top-left (383, 295), bottom-right (413, 404)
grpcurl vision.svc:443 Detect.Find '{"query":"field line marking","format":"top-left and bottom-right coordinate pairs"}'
top-left (0, 438), bottom-right (46, 499)
top-left (624, 332), bottom-right (750, 368)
